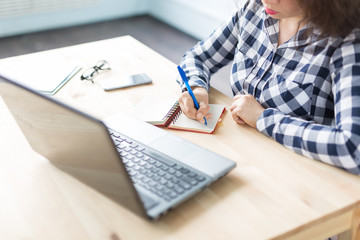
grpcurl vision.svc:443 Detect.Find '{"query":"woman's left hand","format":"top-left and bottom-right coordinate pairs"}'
top-left (230, 94), bottom-right (265, 128)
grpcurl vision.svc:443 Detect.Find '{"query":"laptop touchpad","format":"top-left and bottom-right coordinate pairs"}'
top-left (149, 135), bottom-right (199, 159)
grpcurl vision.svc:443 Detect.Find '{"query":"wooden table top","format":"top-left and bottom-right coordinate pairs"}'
top-left (0, 36), bottom-right (359, 240)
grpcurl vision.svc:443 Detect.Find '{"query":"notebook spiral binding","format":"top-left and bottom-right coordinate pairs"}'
top-left (164, 101), bottom-right (182, 127)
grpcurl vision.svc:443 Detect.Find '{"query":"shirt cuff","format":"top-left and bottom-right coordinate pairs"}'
top-left (256, 108), bottom-right (285, 138)
top-left (177, 76), bottom-right (209, 92)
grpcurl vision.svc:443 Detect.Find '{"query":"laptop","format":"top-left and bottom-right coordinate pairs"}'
top-left (0, 74), bottom-right (236, 220)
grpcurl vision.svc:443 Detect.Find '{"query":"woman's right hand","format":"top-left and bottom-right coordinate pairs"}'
top-left (178, 87), bottom-right (210, 124)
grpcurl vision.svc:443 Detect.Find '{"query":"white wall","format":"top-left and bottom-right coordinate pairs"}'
top-left (0, 0), bottom-right (245, 40)
top-left (149, 0), bottom-right (238, 40)
top-left (0, 0), bottom-right (148, 37)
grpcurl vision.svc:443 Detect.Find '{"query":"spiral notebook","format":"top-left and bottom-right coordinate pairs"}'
top-left (136, 100), bottom-right (226, 134)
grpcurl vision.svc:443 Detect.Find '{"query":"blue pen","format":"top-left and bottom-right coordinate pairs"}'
top-left (177, 66), bottom-right (207, 126)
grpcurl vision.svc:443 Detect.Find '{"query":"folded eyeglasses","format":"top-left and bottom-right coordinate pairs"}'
top-left (80, 60), bottom-right (111, 83)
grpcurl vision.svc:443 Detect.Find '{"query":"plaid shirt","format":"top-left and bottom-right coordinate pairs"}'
top-left (178, 0), bottom-right (360, 174)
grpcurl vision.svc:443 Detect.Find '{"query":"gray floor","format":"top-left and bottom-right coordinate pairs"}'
top-left (0, 15), bottom-right (232, 96)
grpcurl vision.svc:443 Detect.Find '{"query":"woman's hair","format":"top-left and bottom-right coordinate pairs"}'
top-left (298, 0), bottom-right (360, 38)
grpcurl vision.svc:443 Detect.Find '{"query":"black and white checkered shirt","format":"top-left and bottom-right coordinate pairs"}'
top-left (178, 0), bottom-right (360, 174)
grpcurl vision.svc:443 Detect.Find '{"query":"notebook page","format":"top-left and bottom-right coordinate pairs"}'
top-left (169, 104), bottom-right (225, 133)
top-left (133, 98), bottom-right (179, 125)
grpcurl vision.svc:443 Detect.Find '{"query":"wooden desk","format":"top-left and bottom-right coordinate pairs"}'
top-left (0, 36), bottom-right (359, 240)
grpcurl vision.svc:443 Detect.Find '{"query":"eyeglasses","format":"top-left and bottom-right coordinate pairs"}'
top-left (80, 60), bottom-right (111, 83)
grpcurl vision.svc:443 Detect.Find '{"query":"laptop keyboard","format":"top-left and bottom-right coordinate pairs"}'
top-left (109, 130), bottom-right (207, 202)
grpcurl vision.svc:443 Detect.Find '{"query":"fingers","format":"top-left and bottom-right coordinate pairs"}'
top-left (179, 93), bottom-right (197, 119)
top-left (230, 95), bottom-right (244, 112)
top-left (230, 94), bottom-right (265, 128)
top-left (233, 94), bottom-right (242, 101)
top-left (196, 102), bottom-right (210, 121)
top-left (230, 94), bottom-right (248, 125)
top-left (178, 88), bottom-right (209, 122)
top-left (230, 104), bottom-right (245, 125)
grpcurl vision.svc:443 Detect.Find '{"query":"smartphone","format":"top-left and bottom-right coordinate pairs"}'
top-left (99, 73), bottom-right (152, 91)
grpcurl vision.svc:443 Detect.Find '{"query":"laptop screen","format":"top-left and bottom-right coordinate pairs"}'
top-left (0, 75), bottom-right (148, 218)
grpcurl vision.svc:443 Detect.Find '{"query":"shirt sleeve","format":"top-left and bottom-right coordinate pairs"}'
top-left (177, 2), bottom-right (249, 91)
top-left (256, 34), bottom-right (360, 175)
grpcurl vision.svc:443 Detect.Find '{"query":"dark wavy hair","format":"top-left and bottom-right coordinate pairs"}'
top-left (298, 0), bottom-right (360, 37)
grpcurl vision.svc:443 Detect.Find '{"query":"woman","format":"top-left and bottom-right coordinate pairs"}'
top-left (177, 0), bottom-right (360, 174)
